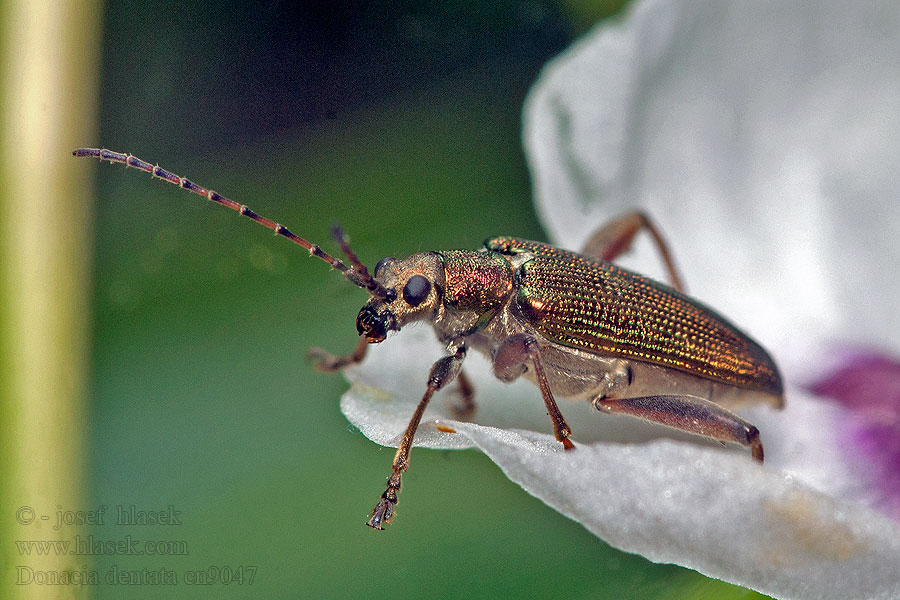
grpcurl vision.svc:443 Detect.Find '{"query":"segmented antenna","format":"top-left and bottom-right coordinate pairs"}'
top-left (73, 148), bottom-right (391, 299)
top-left (331, 226), bottom-right (396, 300)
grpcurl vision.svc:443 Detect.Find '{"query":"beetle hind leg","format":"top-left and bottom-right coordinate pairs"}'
top-left (593, 394), bottom-right (765, 462)
top-left (582, 211), bottom-right (685, 292)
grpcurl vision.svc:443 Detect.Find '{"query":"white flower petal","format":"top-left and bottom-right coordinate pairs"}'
top-left (342, 335), bottom-right (900, 598)
top-left (524, 0), bottom-right (900, 374)
top-left (459, 429), bottom-right (900, 600)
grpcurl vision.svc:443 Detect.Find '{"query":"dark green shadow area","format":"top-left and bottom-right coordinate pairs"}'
top-left (88, 2), bottom-right (770, 598)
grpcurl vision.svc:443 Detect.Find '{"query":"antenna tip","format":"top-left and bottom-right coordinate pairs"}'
top-left (330, 225), bottom-right (346, 242)
top-left (72, 148), bottom-right (100, 158)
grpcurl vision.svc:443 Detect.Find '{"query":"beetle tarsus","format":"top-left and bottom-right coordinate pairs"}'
top-left (367, 471), bottom-right (401, 529)
top-left (746, 425), bottom-right (764, 462)
top-left (367, 500), bottom-right (393, 530)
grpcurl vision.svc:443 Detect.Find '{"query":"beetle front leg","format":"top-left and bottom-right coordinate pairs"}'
top-left (582, 211), bottom-right (685, 292)
top-left (493, 333), bottom-right (575, 450)
top-left (593, 394), bottom-right (765, 462)
top-left (307, 336), bottom-right (369, 372)
top-left (367, 346), bottom-right (467, 529)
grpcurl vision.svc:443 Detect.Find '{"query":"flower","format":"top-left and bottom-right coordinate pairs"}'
top-left (341, 0), bottom-right (900, 598)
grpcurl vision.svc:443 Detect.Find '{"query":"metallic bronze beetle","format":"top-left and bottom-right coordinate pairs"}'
top-left (75, 148), bottom-right (783, 530)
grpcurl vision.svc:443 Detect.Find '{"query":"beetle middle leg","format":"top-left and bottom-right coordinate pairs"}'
top-left (450, 368), bottom-right (476, 420)
top-left (582, 211), bottom-right (685, 292)
top-left (367, 346), bottom-right (467, 529)
top-left (493, 333), bottom-right (575, 450)
top-left (593, 394), bottom-right (765, 462)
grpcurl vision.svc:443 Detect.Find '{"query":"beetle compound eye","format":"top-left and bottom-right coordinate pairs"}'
top-left (374, 256), bottom-right (395, 278)
top-left (402, 274), bottom-right (431, 306)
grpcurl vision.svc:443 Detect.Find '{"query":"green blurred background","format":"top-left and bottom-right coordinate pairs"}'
top-left (2, 1), bottom-right (770, 598)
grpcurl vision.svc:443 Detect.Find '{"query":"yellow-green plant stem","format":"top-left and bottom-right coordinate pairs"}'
top-left (0, 1), bottom-right (100, 598)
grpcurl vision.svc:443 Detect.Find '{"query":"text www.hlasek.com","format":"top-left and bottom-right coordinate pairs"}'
top-left (16, 536), bottom-right (188, 556)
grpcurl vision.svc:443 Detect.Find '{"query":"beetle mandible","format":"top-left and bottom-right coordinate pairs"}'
top-left (74, 148), bottom-right (784, 530)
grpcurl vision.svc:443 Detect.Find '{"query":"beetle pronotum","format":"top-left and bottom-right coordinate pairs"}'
top-left (75, 147), bottom-right (783, 529)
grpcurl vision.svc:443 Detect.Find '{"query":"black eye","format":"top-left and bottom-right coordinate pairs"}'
top-left (402, 274), bottom-right (431, 306)
top-left (374, 256), bottom-right (394, 278)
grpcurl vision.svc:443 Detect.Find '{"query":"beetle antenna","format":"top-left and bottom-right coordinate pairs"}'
top-left (330, 226), bottom-right (391, 299)
top-left (73, 148), bottom-right (383, 295)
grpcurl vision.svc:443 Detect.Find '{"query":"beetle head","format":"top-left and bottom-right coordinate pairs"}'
top-left (356, 252), bottom-right (444, 343)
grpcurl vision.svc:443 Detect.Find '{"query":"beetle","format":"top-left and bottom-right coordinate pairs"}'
top-left (75, 147), bottom-right (784, 529)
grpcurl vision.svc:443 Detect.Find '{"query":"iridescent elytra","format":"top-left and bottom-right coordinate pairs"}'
top-left (75, 148), bottom-right (784, 530)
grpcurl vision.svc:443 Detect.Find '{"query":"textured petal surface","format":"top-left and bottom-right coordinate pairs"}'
top-left (342, 329), bottom-right (900, 599)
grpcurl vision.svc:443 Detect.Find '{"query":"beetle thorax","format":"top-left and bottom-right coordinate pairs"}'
top-left (430, 250), bottom-right (515, 341)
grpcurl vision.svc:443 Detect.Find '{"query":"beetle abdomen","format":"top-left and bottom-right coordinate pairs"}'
top-left (486, 237), bottom-right (783, 395)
